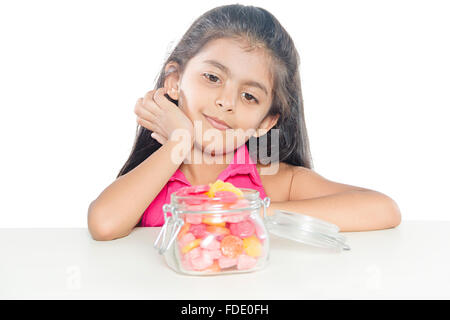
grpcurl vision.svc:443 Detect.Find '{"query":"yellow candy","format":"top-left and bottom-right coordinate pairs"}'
top-left (223, 186), bottom-right (244, 197)
top-left (202, 216), bottom-right (226, 227)
top-left (181, 239), bottom-right (201, 254)
top-left (206, 180), bottom-right (226, 197)
top-left (206, 179), bottom-right (244, 198)
top-left (243, 235), bottom-right (262, 257)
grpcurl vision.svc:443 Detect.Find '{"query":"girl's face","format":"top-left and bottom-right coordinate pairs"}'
top-left (167, 37), bottom-right (279, 156)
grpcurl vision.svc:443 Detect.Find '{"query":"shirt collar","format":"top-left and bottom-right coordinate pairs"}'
top-left (169, 144), bottom-right (262, 187)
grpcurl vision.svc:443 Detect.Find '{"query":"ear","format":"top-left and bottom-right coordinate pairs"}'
top-left (163, 61), bottom-right (181, 101)
top-left (252, 113), bottom-right (280, 138)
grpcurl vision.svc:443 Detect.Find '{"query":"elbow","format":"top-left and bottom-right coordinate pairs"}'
top-left (87, 201), bottom-right (117, 241)
top-left (383, 196), bottom-right (402, 229)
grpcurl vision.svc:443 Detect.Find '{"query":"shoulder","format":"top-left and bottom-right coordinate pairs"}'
top-left (256, 161), bottom-right (295, 202)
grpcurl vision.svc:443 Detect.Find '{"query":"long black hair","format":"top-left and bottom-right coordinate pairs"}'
top-left (117, 4), bottom-right (313, 178)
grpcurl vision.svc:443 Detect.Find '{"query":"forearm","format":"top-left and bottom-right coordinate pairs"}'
top-left (266, 190), bottom-right (402, 232)
top-left (88, 139), bottom-right (192, 240)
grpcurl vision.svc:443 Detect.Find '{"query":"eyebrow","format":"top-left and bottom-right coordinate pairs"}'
top-left (202, 59), bottom-right (269, 96)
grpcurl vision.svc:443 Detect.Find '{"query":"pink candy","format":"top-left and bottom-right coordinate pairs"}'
top-left (203, 249), bottom-right (222, 260)
top-left (189, 223), bottom-right (207, 238)
top-left (178, 185), bottom-right (211, 206)
top-left (185, 214), bottom-right (203, 224)
top-left (178, 185), bottom-right (210, 195)
top-left (178, 232), bottom-right (195, 249)
top-left (183, 194), bottom-right (210, 206)
top-left (200, 236), bottom-right (220, 250)
top-left (229, 220), bottom-right (255, 238)
top-left (181, 255), bottom-right (194, 270)
top-left (249, 215), bottom-right (267, 240)
top-left (223, 212), bottom-right (250, 223)
top-left (237, 254), bottom-right (258, 270)
top-left (218, 256), bottom-right (238, 269)
top-left (229, 199), bottom-right (250, 209)
top-left (214, 191), bottom-right (239, 203)
top-left (190, 250), bottom-right (214, 270)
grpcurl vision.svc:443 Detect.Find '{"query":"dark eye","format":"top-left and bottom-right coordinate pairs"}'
top-left (203, 73), bottom-right (220, 83)
top-left (243, 92), bottom-right (258, 103)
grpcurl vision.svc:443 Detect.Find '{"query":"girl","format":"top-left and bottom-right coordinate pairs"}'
top-left (88, 5), bottom-right (401, 241)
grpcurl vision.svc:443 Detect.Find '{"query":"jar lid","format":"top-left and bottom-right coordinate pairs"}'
top-left (264, 209), bottom-right (351, 250)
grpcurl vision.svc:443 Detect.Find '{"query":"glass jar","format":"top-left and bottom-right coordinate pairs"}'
top-left (154, 187), bottom-right (350, 276)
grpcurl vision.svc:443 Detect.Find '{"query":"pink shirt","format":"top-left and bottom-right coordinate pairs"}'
top-left (139, 143), bottom-right (267, 227)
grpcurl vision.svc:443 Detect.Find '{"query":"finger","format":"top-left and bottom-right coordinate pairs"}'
top-left (134, 98), bottom-right (158, 123)
top-left (142, 97), bottom-right (164, 117)
top-left (143, 89), bottom-right (156, 105)
top-left (151, 132), bottom-right (167, 145)
top-left (153, 87), bottom-right (171, 109)
top-left (143, 90), bottom-right (164, 115)
top-left (136, 116), bottom-right (163, 133)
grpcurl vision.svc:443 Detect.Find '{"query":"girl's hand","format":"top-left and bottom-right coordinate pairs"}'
top-left (134, 87), bottom-right (194, 146)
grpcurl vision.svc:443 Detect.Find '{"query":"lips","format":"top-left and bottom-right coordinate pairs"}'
top-left (204, 114), bottom-right (231, 130)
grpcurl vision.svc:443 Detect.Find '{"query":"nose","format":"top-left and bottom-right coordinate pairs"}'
top-left (216, 87), bottom-right (235, 112)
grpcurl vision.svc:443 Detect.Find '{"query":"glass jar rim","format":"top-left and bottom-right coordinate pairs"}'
top-left (172, 187), bottom-right (260, 201)
top-left (169, 187), bottom-right (262, 214)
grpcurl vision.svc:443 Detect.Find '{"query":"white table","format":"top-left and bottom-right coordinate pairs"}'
top-left (1, 221), bottom-right (449, 299)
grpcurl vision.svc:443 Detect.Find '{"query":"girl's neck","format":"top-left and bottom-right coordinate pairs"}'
top-left (178, 143), bottom-right (234, 186)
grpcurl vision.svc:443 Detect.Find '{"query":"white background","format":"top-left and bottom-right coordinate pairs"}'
top-left (0, 0), bottom-right (449, 227)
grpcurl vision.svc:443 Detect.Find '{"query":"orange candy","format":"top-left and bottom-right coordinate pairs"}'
top-left (205, 226), bottom-right (231, 236)
top-left (205, 260), bottom-right (221, 273)
top-left (181, 239), bottom-right (202, 254)
top-left (220, 235), bottom-right (244, 258)
top-left (177, 222), bottom-right (191, 240)
top-left (243, 235), bottom-right (262, 257)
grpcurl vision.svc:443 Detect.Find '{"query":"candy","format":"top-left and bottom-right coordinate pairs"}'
top-left (181, 255), bottom-right (194, 271)
top-left (181, 238), bottom-right (202, 254)
top-left (229, 220), bottom-right (255, 238)
top-left (183, 194), bottom-right (210, 206)
top-left (200, 236), bottom-right (221, 250)
top-left (190, 250), bottom-right (214, 270)
top-left (229, 198), bottom-right (250, 209)
top-left (177, 222), bottom-right (191, 240)
top-left (205, 261), bottom-right (221, 273)
top-left (178, 232), bottom-right (196, 249)
top-left (214, 191), bottom-right (239, 203)
top-left (202, 215), bottom-right (226, 227)
top-left (177, 185), bottom-right (211, 206)
top-left (223, 213), bottom-right (247, 223)
top-left (184, 247), bottom-right (201, 260)
top-left (185, 214), bottom-right (203, 224)
top-left (205, 226), bottom-right (230, 236)
top-left (249, 215), bottom-right (267, 240)
top-left (189, 223), bottom-right (207, 238)
top-left (205, 180), bottom-right (224, 198)
top-left (206, 180), bottom-right (244, 198)
top-left (181, 185), bottom-right (210, 195)
top-left (237, 254), bottom-right (258, 270)
top-left (220, 235), bottom-right (244, 258)
top-left (243, 235), bottom-right (263, 257)
top-left (219, 182), bottom-right (244, 197)
top-left (203, 249), bottom-right (222, 260)
top-left (218, 256), bottom-right (238, 269)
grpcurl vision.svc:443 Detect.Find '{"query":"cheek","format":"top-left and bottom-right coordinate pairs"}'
top-left (235, 110), bottom-right (263, 131)
top-left (178, 77), bottom-right (206, 114)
